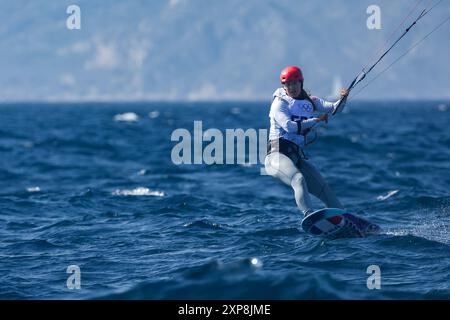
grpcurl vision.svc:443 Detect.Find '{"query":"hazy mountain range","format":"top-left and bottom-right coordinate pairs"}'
top-left (0, 0), bottom-right (449, 102)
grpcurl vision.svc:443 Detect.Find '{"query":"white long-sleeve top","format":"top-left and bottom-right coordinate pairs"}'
top-left (268, 88), bottom-right (346, 148)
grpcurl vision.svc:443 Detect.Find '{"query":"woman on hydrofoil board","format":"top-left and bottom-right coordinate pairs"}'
top-left (265, 66), bottom-right (349, 217)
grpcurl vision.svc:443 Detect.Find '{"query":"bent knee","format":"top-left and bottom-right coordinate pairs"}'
top-left (291, 172), bottom-right (306, 188)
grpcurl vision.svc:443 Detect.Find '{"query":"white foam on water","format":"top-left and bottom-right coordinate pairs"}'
top-left (385, 210), bottom-right (450, 245)
top-left (376, 190), bottom-right (399, 201)
top-left (114, 112), bottom-right (139, 122)
top-left (113, 187), bottom-right (165, 197)
top-left (148, 111), bottom-right (160, 119)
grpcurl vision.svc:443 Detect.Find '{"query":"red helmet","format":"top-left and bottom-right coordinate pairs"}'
top-left (280, 66), bottom-right (304, 83)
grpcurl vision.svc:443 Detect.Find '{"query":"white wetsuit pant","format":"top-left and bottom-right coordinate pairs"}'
top-left (265, 152), bottom-right (343, 216)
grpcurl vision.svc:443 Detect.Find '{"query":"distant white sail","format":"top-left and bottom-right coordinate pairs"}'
top-left (329, 76), bottom-right (342, 100)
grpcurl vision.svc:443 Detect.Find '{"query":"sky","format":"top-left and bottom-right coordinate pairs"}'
top-left (0, 0), bottom-right (449, 102)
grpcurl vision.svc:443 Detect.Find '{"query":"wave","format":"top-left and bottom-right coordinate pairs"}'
top-left (92, 257), bottom-right (437, 300)
top-left (4, 239), bottom-right (63, 251)
top-left (182, 219), bottom-right (228, 230)
top-left (246, 227), bottom-right (301, 238)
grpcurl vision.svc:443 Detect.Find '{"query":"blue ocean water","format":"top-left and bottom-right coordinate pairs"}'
top-left (0, 101), bottom-right (449, 299)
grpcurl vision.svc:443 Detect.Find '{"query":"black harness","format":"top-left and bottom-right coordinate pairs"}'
top-left (267, 138), bottom-right (307, 168)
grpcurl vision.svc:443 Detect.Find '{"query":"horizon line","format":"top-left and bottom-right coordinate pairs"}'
top-left (0, 98), bottom-right (449, 105)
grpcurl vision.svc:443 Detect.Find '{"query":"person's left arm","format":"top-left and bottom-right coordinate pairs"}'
top-left (312, 89), bottom-right (349, 115)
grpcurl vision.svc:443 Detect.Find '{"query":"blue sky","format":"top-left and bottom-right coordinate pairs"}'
top-left (0, 0), bottom-right (449, 102)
